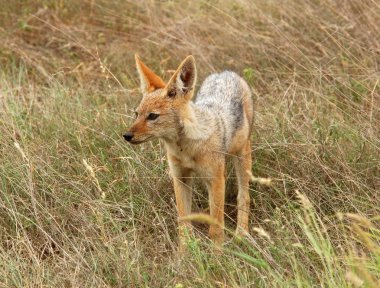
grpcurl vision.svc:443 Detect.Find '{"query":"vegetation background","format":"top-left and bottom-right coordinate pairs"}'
top-left (0, 0), bottom-right (379, 287)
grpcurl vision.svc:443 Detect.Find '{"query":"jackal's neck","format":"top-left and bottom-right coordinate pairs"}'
top-left (161, 103), bottom-right (215, 156)
top-left (179, 102), bottom-right (214, 141)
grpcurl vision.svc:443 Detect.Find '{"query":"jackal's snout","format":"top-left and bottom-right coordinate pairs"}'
top-left (123, 131), bottom-right (134, 142)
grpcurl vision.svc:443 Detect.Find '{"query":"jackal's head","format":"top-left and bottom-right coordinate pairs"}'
top-left (123, 55), bottom-right (197, 144)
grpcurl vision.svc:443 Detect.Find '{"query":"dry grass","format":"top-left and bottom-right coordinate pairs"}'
top-left (0, 0), bottom-right (379, 287)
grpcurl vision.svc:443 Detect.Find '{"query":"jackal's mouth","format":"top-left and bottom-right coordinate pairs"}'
top-left (129, 136), bottom-right (154, 145)
top-left (129, 140), bottom-right (146, 144)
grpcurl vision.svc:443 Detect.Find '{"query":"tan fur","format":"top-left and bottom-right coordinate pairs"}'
top-left (125, 55), bottom-right (254, 249)
top-left (135, 55), bottom-right (165, 93)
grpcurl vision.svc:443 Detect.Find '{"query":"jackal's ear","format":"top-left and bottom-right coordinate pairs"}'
top-left (135, 54), bottom-right (166, 94)
top-left (166, 55), bottom-right (197, 100)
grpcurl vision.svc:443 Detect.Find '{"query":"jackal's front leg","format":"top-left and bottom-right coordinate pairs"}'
top-left (168, 157), bottom-right (193, 249)
top-left (207, 164), bottom-right (226, 246)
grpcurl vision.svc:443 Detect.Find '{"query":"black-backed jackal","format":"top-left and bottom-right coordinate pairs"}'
top-left (124, 55), bottom-right (254, 248)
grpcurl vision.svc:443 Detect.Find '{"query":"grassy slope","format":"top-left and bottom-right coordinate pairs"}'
top-left (0, 0), bottom-right (379, 287)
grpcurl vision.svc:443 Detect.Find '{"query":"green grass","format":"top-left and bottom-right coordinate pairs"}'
top-left (0, 0), bottom-right (379, 287)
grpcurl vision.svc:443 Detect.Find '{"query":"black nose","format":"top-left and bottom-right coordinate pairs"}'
top-left (123, 132), bottom-right (134, 142)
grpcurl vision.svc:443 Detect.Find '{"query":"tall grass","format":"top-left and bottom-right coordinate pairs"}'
top-left (0, 0), bottom-right (379, 286)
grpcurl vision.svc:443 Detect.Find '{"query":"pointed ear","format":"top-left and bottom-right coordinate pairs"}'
top-left (166, 55), bottom-right (197, 100)
top-left (135, 54), bottom-right (165, 94)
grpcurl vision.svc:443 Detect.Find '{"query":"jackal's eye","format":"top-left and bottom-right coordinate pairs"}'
top-left (134, 111), bottom-right (138, 119)
top-left (168, 89), bottom-right (176, 98)
top-left (147, 113), bottom-right (159, 121)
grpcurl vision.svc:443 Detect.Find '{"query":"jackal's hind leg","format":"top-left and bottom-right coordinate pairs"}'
top-left (233, 140), bottom-right (252, 236)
